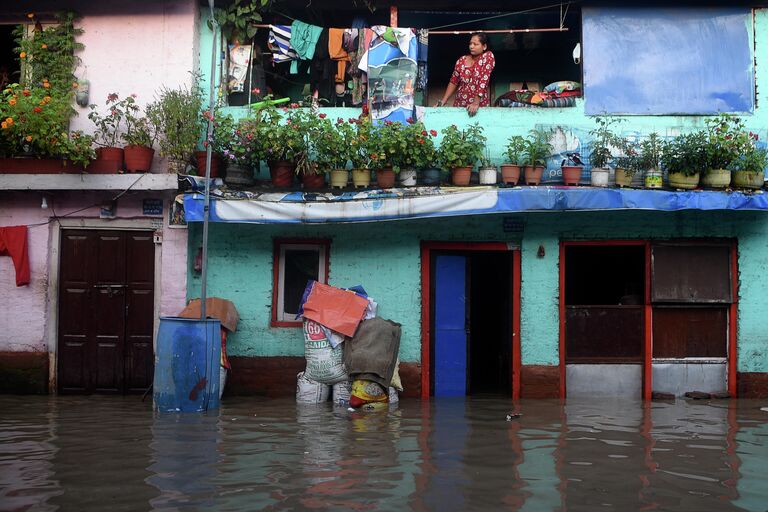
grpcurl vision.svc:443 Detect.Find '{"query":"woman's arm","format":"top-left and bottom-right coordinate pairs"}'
top-left (436, 82), bottom-right (457, 106)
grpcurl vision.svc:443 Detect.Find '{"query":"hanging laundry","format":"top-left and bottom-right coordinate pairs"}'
top-left (290, 20), bottom-right (323, 74)
top-left (310, 29), bottom-right (335, 102)
top-left (268, 24), bottom-right (297, 64)
top-left (227, 44), bottom-right (251, 92)
top-left (328, 28), bottom-right (350, 84)
top-left (415, 28), bottom-right (429, 91)
top-left (361, 26), bottom-right (419, 125)
top-left (350, 28), bottom-right (373, 106)
top-left (0, 225), bottom-right (30, 287)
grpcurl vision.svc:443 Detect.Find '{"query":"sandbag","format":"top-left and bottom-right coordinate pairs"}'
top-left (332, 381), bottom-right (352, 406)
top-left (303, 320), bottom-right (348, 384)
top-left (388, 387), bottom-right (399, 404)
top-left (349, 379), bottom-right (388, 408)
top-left (296, 371), bottom-right (330, 404)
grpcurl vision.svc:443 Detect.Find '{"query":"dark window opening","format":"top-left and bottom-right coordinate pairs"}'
top-left (468, 251), bottom-right (512, 395)
top-left (565, 245), bottom-right (645, 362)
top-left (282, 249), bottom-right (319, 316)
top-left (651, 244), bottom-right (731, 303)
top-left (0, 25), bottom-right (20, 89)
top-left (652, 306), bottom-right (727, 358)
top-left (565, 245), bottom-right (645, 306)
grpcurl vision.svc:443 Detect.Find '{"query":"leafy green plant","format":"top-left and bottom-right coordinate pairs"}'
top-left (348, 116), bottom-right (376, 169)
top-left (730, 146), bottom-right (768, 174)
top-left (14, 12), bottom-right (83, 92)
top-left (638, 133), bottom-right (662, 171)
top-left (704, 113), bottom-right (744, 170)
top-left (369, 120), bottom-right (406, 171)
top-left (146, 82), bottom-right (204, 164)
top-left (524, 128), bottom-right (553, 167)
top-left (588, 117), bottom-right (621, 168)
top-left (88, 92), bottom-right (133, 147)
top-left (63, 130), bottom-right (96, 168)
top-left (504, 135), bottom-right (526, 164)
top-left (313, 115), bottom-right (354, 171)
top-left (210, 0), bottom-right (270, 42)
top-left (661, 131), bottom-right (708, 176)
top-left (0, 83), bottom-right (72, 158)
top-left (122, 96), bottom-right (158, 147)
top-left (400, 120), bottom-right (438, 169)
top-left (437, 123), bottom-right (486, 169)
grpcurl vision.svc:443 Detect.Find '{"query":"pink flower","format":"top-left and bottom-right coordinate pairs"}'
top-left (429, 130), bottom-right (437, 136)
top-left (337, 117), bottom-right (344, 124)
top-left (107, 93), bottom-right (118, 102)
top-left (319, 113), bottom-right (327, 119)
top-left (252, 88), bottom-right (261, 94)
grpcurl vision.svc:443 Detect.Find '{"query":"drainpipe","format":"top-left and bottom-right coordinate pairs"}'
top-left (201, 0), bottom-right (218, 321)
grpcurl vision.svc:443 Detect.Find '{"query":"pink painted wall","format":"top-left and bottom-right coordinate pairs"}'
top-left (0, 193), bottom-right (188, 353)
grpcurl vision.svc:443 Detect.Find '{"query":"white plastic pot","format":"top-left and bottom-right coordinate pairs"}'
top-left (399, 168), bottom-right (417, 187)
top-left (479, 166), bottom-right (498, 185)
top-left (590, 167), bottom-right (610, 187)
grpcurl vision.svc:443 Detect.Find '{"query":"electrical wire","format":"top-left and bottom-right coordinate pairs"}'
top-left (425, 1), bottom-right (576, 31)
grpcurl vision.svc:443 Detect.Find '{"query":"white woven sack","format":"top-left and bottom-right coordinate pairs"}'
top-left (296, 371), bottom-right (330, 404)
top-left (303, 320), bottom-right (347, 384)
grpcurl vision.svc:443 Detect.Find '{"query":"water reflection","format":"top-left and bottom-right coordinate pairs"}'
top-left (1, 396), bottom-right (767, 511)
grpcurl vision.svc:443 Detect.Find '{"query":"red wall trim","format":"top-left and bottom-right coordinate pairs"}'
top-left (270, 238), bottom-right (331, 328)
top-left (420, 241), bottom-right (520, 399)
top-left (729, 242), bottom-right (738, 397)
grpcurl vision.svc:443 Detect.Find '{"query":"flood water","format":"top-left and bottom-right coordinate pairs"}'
top-left (1, 396), bottom-right (768, 511)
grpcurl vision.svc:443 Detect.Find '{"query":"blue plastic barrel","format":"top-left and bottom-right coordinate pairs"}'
top-left (153, 317), bottom-right (221, 413)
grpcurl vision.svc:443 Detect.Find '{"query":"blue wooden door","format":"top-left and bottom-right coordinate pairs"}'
top-left (434, 255), bottom-right (468, 396)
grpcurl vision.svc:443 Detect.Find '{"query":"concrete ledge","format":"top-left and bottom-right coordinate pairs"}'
top-left (0, 173), bottom-right (179, 191)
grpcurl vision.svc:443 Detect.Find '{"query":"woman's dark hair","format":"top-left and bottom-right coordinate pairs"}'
top-left (470, 32), bottom-right (489, 49)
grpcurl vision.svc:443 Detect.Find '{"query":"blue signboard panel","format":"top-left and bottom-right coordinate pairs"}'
top-left (434, 255), bottom-right (467, 397)
top-left (583, 7), bottom-right (754, 115)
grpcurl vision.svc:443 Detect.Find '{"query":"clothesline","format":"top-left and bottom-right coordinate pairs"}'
top-left (251, 23), bottom-right (569, 35)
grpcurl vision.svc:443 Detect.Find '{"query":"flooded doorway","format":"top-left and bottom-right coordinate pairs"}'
top-left (57, 230), bottom-right (155, 394)
top-left (422, 242), bottom-right (520, 398)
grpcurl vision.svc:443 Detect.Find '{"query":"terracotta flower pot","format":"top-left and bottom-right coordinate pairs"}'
top-left (302, 171), bottom-right (326, 190)
top-left (0, 157), bottom-right (66, 174)
top-left (352, 168), bottom-right (371, 188)
top-left (91, 147), bottom-right (124, 174)
top-left (451, 166), bottom-right (472, 186)
top-left (268, 160), bottom-right (295, 187)
top-left (524, 165), bottom-right (544, 185)
top-left (561, 165), bottom-right (582, 186)
top-left (376, 167), bottom-right (396, 188)
top-left (123, 145), bottom-right (154, 173)
top-left (500, 164), bottom-right (521, 185)
top-left (195, 150), bottom-right (223, 178)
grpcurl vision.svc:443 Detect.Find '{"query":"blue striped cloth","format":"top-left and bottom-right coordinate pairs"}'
top-left (268, 24), bottom-right (297, 64)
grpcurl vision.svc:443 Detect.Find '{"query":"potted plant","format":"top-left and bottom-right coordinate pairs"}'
top-left (147, 82), bottom-right (204, 174)
top-left (0, 84), bottom-right (80, 172)
top-left (227, 117), bottom-right (264, 186)
top-left (588, 117), bottom-right (619, 187)
top-left (478, 149), bottom-right (497, 185)
top-left (122, 95), bottom-right (158, 173)
top-left (314, 115), bottom-right (353, 189)
top-left (369, 120), bottom-right (405, 188)
top-left (501, 135), bottom-right (526, 186)
top-left (661, 131), bottom-right (707, 189)
top-left (259, 106), bottom-right (312, 187)
top-left (88, 92), bottom-right (130, 172)
top-left (349, 116), bottom-right (374, 188)
top-left (523, 128), bottom-right (552, 186)
top-left (561, 152), bottom-right (584, 186)
top-left (197, 108), bottom-right (235, 179)
top-left (638, 133), bottom-right (662, 189)
top-left (399, 120), bottom-right (437, 187)
top-left (730, 132), bottom-right (766, 190)
top-left (702, 114), bottom-right (742, 189)
top-left (438, 123), bottom-right (486, 186)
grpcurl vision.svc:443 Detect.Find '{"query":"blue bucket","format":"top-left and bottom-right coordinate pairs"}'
top-left (153, 317), bottom-right (221, 413)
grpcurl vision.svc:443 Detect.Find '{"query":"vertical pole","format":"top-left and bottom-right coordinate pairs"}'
top-left (558, 243), bottom-right (566, 399)
top-left (201, 4), bottom-right (218, 321)
top-left (390, 6), bottom-right (398, 27)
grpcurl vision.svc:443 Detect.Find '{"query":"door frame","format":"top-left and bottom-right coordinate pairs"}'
top-left (420, 241), bottom-right (521, 399)
top-left (559, 239), bottom-right (738, 400)
top-left (48, 219), bottom-right (163, 393)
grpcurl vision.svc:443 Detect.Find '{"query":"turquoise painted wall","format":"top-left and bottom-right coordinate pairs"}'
top-left (188, 210), bottom-right (768, 372)
top-left (191, 9), bottom-right (768, 373)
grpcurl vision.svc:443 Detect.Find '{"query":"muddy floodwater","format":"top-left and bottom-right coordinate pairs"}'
top-left (2, 396), bottom-right (768, 511)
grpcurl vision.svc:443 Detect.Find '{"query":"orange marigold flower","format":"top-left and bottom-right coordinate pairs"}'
top-left (25, 135), bottom-right (33, 142)
top-left (42, 82), bottom-right (50, 89)
top-left (8, 98), bottom-right (16, 106)
top-left (22, 90), bottom-right (30, 96)
top-left (5, 117), bottom-right (13, 124)
top-left (34, 106), bottom-right (42, 113)
top-left (19, 52), bottom-right (26, 59)
top-left (1, 122), bottom-right (7, 129)
top-left (27, 12), bottom-right (34, 18)
top-left (72, 82), bottom-right (78, 89)
top-left (39, 100), bottom-right (45, 106)
top-left (41, 44), bottom-right (47, 49)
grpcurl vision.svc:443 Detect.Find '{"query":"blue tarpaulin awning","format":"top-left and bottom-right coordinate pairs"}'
top-left (183, 186), bottom-right (768, 224)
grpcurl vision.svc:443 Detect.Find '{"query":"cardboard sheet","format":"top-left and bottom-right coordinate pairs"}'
top-left (302, 282), bottom-right (368, 337)
top-left (179, 297), bottom-right (239, 332)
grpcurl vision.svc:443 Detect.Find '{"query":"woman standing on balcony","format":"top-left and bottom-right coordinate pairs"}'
top-left (435, 32), bottom-right (495, 117)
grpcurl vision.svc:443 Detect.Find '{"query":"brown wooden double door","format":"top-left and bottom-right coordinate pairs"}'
top-left (58, 230), bottom-right (155, 394)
